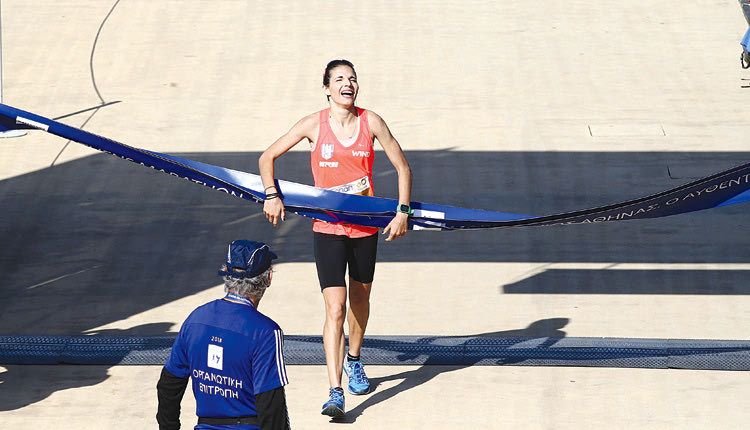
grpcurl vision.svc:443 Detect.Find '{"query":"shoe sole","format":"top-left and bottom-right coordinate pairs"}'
top-left (347, 386), bottom-right (371, 395)
top-left (321, 405), bottom-right (345, 417)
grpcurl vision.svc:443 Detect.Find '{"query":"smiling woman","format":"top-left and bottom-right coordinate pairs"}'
top-left (258, 59), bottom-right (413, 418)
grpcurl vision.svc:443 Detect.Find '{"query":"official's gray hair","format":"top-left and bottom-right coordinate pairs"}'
top-left (222, 266), bottom-right (272, 299)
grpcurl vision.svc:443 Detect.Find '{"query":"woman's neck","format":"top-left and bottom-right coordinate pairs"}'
top-left (328, 103), bottom-right (357, 123)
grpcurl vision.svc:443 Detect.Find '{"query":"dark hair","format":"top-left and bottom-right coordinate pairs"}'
top-left (323, 59), bottom-right (356, 86)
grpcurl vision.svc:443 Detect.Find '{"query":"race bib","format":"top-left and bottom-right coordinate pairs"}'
top-left (328, 176), bottom-right (371, 195)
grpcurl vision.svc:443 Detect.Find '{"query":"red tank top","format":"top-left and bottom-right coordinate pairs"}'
top-left (310, 108), bottom-right (379, 237)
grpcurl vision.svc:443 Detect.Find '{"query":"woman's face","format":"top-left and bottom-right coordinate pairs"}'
top-left (324, 65), bottom-right (358, 105)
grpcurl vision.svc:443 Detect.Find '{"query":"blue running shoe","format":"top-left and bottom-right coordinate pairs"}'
top-left (321, 387), bottom-right (345, 417)
top-left (344, 357), bottom-right (371, 395)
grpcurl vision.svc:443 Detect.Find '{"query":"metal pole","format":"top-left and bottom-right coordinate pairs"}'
top-left (1, 0), bottom-right (5, 104)
top-left (0, 0), bottom-right (26, 137)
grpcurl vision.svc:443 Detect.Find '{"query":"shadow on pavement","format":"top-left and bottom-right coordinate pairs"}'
top-left (333, 318), bottom-right (569, 424)
top-left (2, 150), bottom-right (749, 410)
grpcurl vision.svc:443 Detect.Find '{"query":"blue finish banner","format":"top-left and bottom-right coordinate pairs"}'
top-left (1, 103), bottom-right (749, 230)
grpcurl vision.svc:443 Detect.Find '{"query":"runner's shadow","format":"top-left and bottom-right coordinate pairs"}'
top-left (331, 318), bottom-right (568, 423)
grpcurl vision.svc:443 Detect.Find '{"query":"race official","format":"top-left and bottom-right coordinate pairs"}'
top-left (157, 240), bottom-right (290, 430)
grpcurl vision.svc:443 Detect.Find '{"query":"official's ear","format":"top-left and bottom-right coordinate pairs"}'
top-left (269, 268), bottom-right (273, 282)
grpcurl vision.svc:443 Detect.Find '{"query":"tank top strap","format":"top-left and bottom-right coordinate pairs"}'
top-left (319, 108), bottom-right (330, 124)
top-left (356, 108), bottom-right (371, 141)
top-left (315, 108), bottom-right (332, 151)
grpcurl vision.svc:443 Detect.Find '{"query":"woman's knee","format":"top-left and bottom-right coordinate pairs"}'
top-left (323, 287), bottom-right (347, 322)
top-left (348, 281), bottom-right (372, 309)
top-left (326, 303), bottom-right (347, 323)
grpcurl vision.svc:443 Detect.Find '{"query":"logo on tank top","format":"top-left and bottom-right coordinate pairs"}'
top-left (321, 144), bottom-right (334, 160)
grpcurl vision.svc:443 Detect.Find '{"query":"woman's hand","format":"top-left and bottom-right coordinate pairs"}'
top-left (263, 197), bottom-right (286, 227)
top-left (383, 212), bottom-right (408, 242)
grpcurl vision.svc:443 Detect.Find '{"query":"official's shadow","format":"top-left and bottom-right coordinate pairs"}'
top-left (330, 318), bottom-right (569, 424)
top-left (0, 323), bottom-right (173, 412)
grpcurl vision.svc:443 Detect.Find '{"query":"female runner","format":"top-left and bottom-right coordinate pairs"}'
top-left (259, 59), bottom-right (412, 417)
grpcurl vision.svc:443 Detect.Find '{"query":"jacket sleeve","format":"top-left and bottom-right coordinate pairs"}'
top-left (156, 366), bottom-right (190, 430)
top-left (255, 386), bottom-right (291, 430)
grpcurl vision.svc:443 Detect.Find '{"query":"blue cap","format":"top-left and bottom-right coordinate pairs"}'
top-left (218, 240), bottom-right (277, 279)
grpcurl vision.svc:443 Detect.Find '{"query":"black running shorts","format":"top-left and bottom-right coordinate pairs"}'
top-left (313, 231), bottom-right (379, 289)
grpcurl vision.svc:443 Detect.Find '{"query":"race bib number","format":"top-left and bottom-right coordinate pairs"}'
top-left (207, 344), bottom-right (223, 370)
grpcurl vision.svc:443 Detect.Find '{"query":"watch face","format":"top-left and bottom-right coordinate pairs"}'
top-left (398, 204), bottom-right (411, 214)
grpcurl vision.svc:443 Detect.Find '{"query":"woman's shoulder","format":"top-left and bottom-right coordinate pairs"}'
top-left (306, 109), bottom-right (327, 122)
top-left (291, 111), bottom-right (324, 132)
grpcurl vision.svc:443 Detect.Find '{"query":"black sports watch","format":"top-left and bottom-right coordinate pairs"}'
top-left (397, 204), bottom-right (413, 215)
